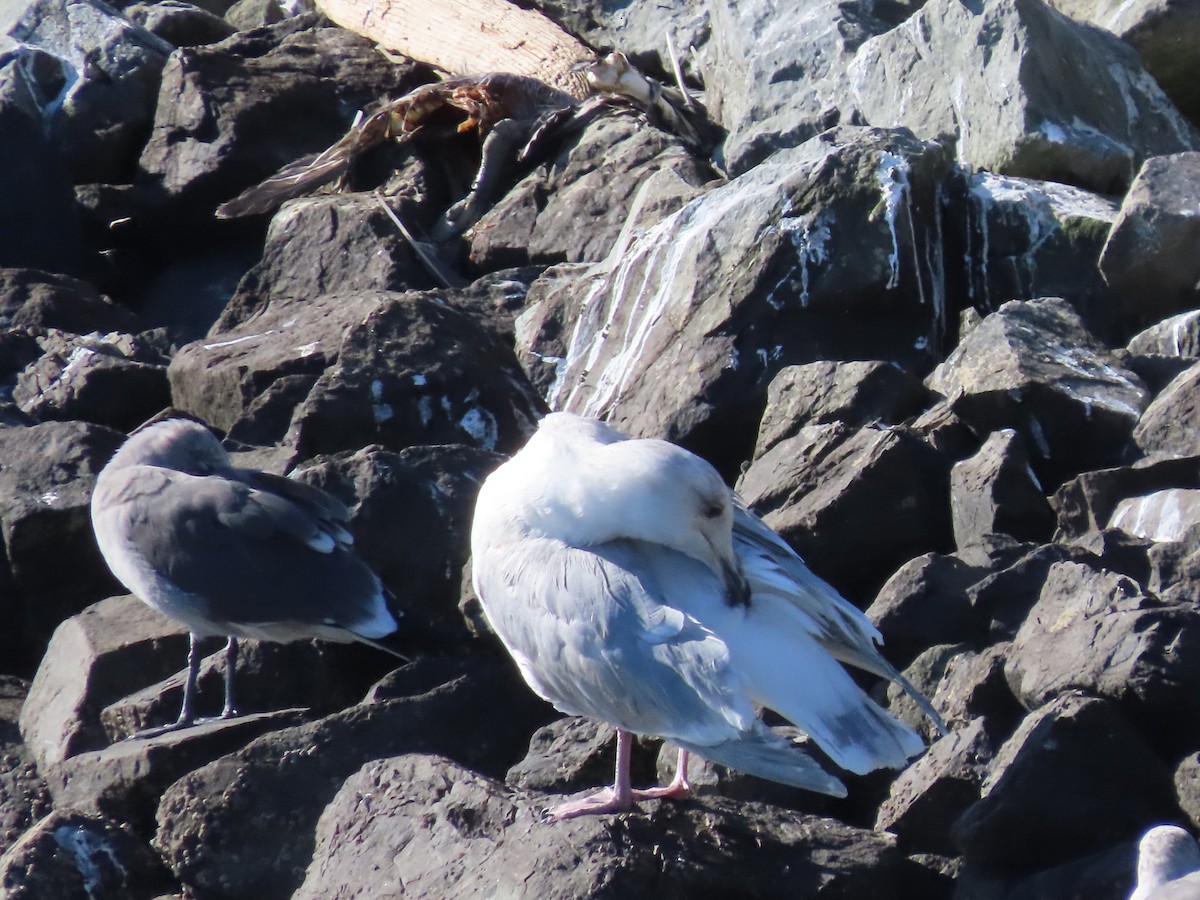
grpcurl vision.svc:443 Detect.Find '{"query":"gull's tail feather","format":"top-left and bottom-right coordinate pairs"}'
top-left (679, 725), bottom-right (848, 798)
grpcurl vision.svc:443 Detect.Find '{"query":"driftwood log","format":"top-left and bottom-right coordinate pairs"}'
top-left (315, 0), bottom-right (595, 98)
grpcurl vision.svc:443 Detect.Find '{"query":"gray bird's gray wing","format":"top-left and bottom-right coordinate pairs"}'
top-left (474, 535), bottom-right (846, 795)
top-left (1146, 872), bottom-right (1200, 900)
top-left (122, 467), bottom-right (387, 632)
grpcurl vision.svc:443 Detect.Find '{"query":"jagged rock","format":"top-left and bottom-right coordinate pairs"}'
top-left (962, 541), bottom-right (1097, 638)
top-left (1134, 361), bottom-right (1200, 457)
top-left (1109, 488), bottom-right (1200, 543)
top-left (294, 753), bottom-right (923, 900)
top-left (295, 443), bottom-right (503, 645)
top-left (926, 297), bottom-right (1148, 484)
top-left (1006, 560), bottom-right (1200, 750)
top-left (1174, 753), bottom-right (1200, 833)
top-left (925, 645), bottom-right (1025, 740)
top-left (1100, 154), bottom-right (1200, 325)
top-left (949, 173), bottom-right (1119, 337)
top-left (519, 125), bottom-right (954, 471)
top-left (1147, 523), bottom-right (1200, 603)
top-left (153, 653), bottom-right (555, 899)
top-left (876, 717), bottom-right (994, 855)
top-left (737, 421), bottom-right (952, 598)
top-left (867, 554), bottom-right (985, 669)
top-left (126, 0), bottom-right (237, 46)
top-left (1128, 309), bottom-right (1200, 359)
top-left (752, 360), bottom-right (930, 459)
top-left (168, 285), bottom-right (545, 461)
top-left (703, 0), bottom-right (889, 174)
top-left (137, 17), bottom-right (425, 224)
top-left (950, 428), bottom-right (1054, 549)
top-left (535, 0), bottom-right (709, 80)
top-left (12, 330), bottom-right (170, 431)
top-left (849, 0), bottom-right (1196, 194)
top-left (0, 420), bottom-right (125, 669)
top-left (0, 103), bottom-right (97, 278)
top-left (19, 595), bottom-right (187, 771)
top-left (470, 109), bottom-right (714, 269)
top-left (1047, 0), bottom-right (1200, 125)
top-left (0, 677), bottom-right (51, 856)
top-left (0, 269), bottom-right (142, 335)
top-left (8, 0), bottom-right (173, 183)
top-left (506, 717), bottom-right (630, 794)
top-left (955, 841), bottom-right (1138, 900)
top-left (45, 709), bottom-right (309, 838)
top-left (0, 808), bottom-right (173, 899)
top-left (951, 693), bottom-right (1178, 871)
top-left (219, 193), bottom-right (442, 329)
top-left (1051, 453), bottom-right (1200, 541)
top-left (223, 0), bottom-right (284, 29)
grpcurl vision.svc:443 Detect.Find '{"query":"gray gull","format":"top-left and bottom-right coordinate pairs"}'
top-left (91, 416), bottom-right (401, 734)
top-left (470, 412), bottom-right (945, 819)
top-left (1130, 825), bottom-right (1200, 900)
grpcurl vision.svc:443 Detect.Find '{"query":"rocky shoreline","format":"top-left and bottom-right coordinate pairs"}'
top-left (2, 0), bottom-right (1200, 895)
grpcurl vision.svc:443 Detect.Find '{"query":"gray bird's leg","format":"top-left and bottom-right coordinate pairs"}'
top-left (434, 117), bottom-right (531, 238)
top-left (219, 636), bottom-right (239, 719)
top-left (175, 632), bottom-right (201, 727)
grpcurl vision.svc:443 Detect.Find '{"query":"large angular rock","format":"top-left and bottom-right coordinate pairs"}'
top-left (1133, 361), bottom-right (1200, 457)
top-left (703, 0), bottom-right (890, 174)
top-left (294, 753), bottom-right (923, 900)
top-left (1051, 453), bottom-right (1200, 541)
top-left (168, 286), bottom-right (544, 461)
top-left (1048, 0), bottom-right (1200, 125)
top-left (471, 113), bottom-right (714, 269)
top-left (951, 173), bottom-right (1119, 336)
top-left (926, 297), bottom-right (1148, 484)
top-left (876, 717), bottom-right (995, 855)
top-left (849, 0), bottom-right (1196, 194)
top-left (737, 421), bottom-right (952, 597)
top-left (1006, 560), bottom-right (1200, 748)
top-left (950, 428), bottom-right (1054, 548)
top-left (0, 421), bottom-right (125, 667)
top-left (153, 653), bottom-right (555, 899)
top-left (19, 595), bottom-right (187, 771)
top-left (0, 677), bottom-right (50, 856)
top-left (12, 330), bottom-right (170, 431)
top-left (0, 269), bottom-right (142, 335)
top-left (1127, 309), bottom-right (1200, 359)
top-left (518, 125), bottom-right (954, 469)
top-left (0, 808), bottom-right (172, 899)
top-left (9, 0), bottom-right (173, 182)
top-left (951, 693), bottom-right (1178, 871)
top-left (295, 443), bottom-right (503, 644)
top-left (137, 17), bottom-right (424, 223)
top-left (1109, 488), bottom-right (1200, 543)
top-left (752, 360), bottom-right (930, 459)
top-left (927, 644), bottom-right (1026, 738)
top-left (1100, 154), bottom-right (1200, 325)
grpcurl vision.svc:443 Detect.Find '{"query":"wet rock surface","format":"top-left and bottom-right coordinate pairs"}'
top-left (2, 0), bottom-right (1200, 895)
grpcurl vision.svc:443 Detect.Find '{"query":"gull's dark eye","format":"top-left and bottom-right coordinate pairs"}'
top-left (703, 502), bottom-right (723, 519)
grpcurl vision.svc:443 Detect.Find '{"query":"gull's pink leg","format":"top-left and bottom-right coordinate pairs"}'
top-left (546, 735), bottom-right (692, 820)
top-left (630, 748), bottom-right (692, 802)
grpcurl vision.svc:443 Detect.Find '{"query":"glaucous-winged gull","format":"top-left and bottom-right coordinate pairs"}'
top-left (471, 412), bottom-right (945, 819)
top-left (1130, 825), bottom-right (1200, 900)
top-left (91, 416), bottom-right (401, 735)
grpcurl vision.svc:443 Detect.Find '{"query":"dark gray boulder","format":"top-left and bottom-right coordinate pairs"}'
top-left (294, 752), bottom-right (925, 900)
top-left (126, 0), bottom-right (237, 47)
top-left (737, 421), bottom-right (953, 598)
top-left (0, 269), bottom-right (142, 335)
top-left (849, 0), bottom-right (1196, 194)
top-left (1006, 559), bottom-right (1200, 749)
top-left (1051, 453), bottom-right (1200, 542)
top-left (1133, 362), bottom-right (1200, 457)
top-left (926, 297), bottom-right (1148, 485)
top-left (0, 808), bottom-right (173, 899)
top-left (0, 420), bottom-right (125, 670)
top-left (950, 428), bottom-right (1054, 549)
top-left (518, 125), bottom-right (954, 470)
top-left (471, 113), bottom-right (715, 269)
top-left (951, 693), bottom-right (1178, 871)
top-left (752, 360), bottom-right (930, 459)
top-left (153, 653), bottom-right (555, 899)
top-left (1128, 310), bottom-right (1200, 359)
top-left (1100, 154), bottom-right (1200, 326)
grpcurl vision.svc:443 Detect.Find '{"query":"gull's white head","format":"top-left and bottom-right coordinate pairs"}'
top-left (500, 413), bottom-right (751, 605)
top-left (1131, 825), bottom-right (1200, 900)
top-left (104, 418), bottom-right (230, 477)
